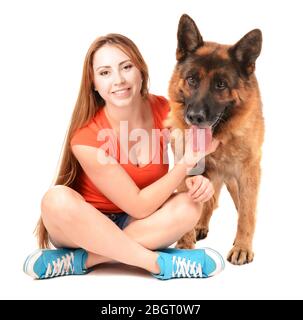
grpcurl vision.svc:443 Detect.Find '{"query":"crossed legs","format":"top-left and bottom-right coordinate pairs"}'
top-left (41, 185), bottom-right (202, 274)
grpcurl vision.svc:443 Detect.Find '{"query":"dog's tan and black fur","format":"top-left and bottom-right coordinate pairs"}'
top-left (166, 14), bottom-right (264, 265)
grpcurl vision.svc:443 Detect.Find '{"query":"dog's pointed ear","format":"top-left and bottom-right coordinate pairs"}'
top-left (176, 14), bottom-right (204, 61)
top-left (229, 29), bottom-right (262, 76)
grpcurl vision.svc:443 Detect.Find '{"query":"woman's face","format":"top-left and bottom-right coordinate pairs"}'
top-left (93, 45), bottom-right (143, 108)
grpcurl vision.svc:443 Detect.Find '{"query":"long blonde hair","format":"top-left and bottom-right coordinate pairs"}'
top-left (35, 34), bottom-right (149, 248)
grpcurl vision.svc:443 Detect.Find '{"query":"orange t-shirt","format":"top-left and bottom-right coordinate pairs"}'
top-left (70, 94), bottom-right (170, 213)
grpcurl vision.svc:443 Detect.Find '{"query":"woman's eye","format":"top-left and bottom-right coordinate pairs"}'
top-left (124, 64), bottom-right (133, 70)
top-left (100, 70), bottom-right (110, 76)
top-left (215, 80), bottom-right (227, 90)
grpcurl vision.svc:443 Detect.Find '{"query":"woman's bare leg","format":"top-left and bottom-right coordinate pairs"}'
top-left (85, 192), bottom-right (202, 267)
top-left (41, 186), bottom-right (201, 272)
top-left (41, 186), bottom-right (160, 273)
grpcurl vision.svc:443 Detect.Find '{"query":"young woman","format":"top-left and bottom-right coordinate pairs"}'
top-left (23, 34), bottom-right (224, 280)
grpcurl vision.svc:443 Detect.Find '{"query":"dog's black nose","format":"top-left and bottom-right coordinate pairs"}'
top-left (186, 110), bottom-right (206, 126)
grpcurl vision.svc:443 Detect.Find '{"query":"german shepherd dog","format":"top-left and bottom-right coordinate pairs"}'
top-left (166, 14), bottom-right (264, 265)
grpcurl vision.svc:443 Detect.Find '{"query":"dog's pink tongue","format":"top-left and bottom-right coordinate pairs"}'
top-left (191, 125), bottom-right (212, 152)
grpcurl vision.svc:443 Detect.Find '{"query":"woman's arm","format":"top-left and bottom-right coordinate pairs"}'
top-left (72, 145), bottom-right (189, 219)
top-left (71, 130), bottom-right (219, 219)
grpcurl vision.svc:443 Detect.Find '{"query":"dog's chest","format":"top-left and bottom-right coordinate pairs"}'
top-left (205, 139), bottom-right (250, 177)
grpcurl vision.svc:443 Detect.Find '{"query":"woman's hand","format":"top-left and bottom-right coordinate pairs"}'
top-left (185, 175), bottom-right (214, 202)
top-left (180, 135), bottom-right (220, 169)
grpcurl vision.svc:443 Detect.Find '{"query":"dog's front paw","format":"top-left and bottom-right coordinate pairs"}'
top-left (227, 245), bottom-right (254, 265)
top-left (176, 230), bottom-right (196, 249)
top-left (195, 226), bottom-right (209, 241)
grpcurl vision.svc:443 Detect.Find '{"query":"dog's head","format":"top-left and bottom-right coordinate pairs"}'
top-left (169, 14), bottom-right (262, 132)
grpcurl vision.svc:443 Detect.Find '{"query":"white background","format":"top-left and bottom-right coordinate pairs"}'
top-left (0, 0), bottom-right (302, 300)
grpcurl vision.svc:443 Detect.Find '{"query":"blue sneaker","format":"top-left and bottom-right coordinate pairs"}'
top-left (153, 247), bottom-right (225, 280)
top-left (23, 248), bottom-right (88, 279)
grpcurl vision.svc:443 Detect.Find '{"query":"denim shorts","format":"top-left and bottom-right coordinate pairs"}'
top-left (106, 212), bottom-right (131, 230)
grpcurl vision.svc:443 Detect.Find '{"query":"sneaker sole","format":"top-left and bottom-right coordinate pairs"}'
top-left (23, 249), bottom-right (44, 279)
top-left (204, 247), bottom-right (225, 277)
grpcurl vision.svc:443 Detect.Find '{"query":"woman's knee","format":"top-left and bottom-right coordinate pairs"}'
top-left (41, 185), bottom-right (83, 224)
top-left (169, 193), bottom-right (201, 228)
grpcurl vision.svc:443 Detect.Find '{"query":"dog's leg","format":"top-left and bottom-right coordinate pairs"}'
top-left (195, 197), bottom-right (215, 240)
top-left (174, 180), bottom-right (197, 249)
top-left (175, 229), bottom-right (197, 249)
top-left (227, 162), bottom-right (261, 265)
top-left (175, 175), bottom-right (223, 249)
top-left (195, 176), bottom-right (223, 240)
top-left (225, 177), bottom-right (240, 211)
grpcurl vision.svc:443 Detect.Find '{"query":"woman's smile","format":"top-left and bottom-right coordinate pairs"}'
top-left (112, 87), bottom-right (131, 98)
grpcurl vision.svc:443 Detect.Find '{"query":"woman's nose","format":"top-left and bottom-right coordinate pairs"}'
top-left (113, 71), bottom-right (125, 85)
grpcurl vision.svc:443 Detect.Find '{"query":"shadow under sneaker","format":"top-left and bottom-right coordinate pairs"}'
top-left (153, 247), bottom-right (225, 280)
top-left (23, 248), bottom-right (88, 279)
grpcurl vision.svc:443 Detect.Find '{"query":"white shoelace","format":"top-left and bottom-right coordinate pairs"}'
top-left (172, 256), bottom-right (203, 278)
top-left (45, 253), bottom-right (75, 278)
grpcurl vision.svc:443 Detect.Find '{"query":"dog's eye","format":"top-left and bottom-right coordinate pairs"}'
top-left (215, 80), bottom-right (227, 90)
top-left (186, 76), bottom-right (198, 87)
